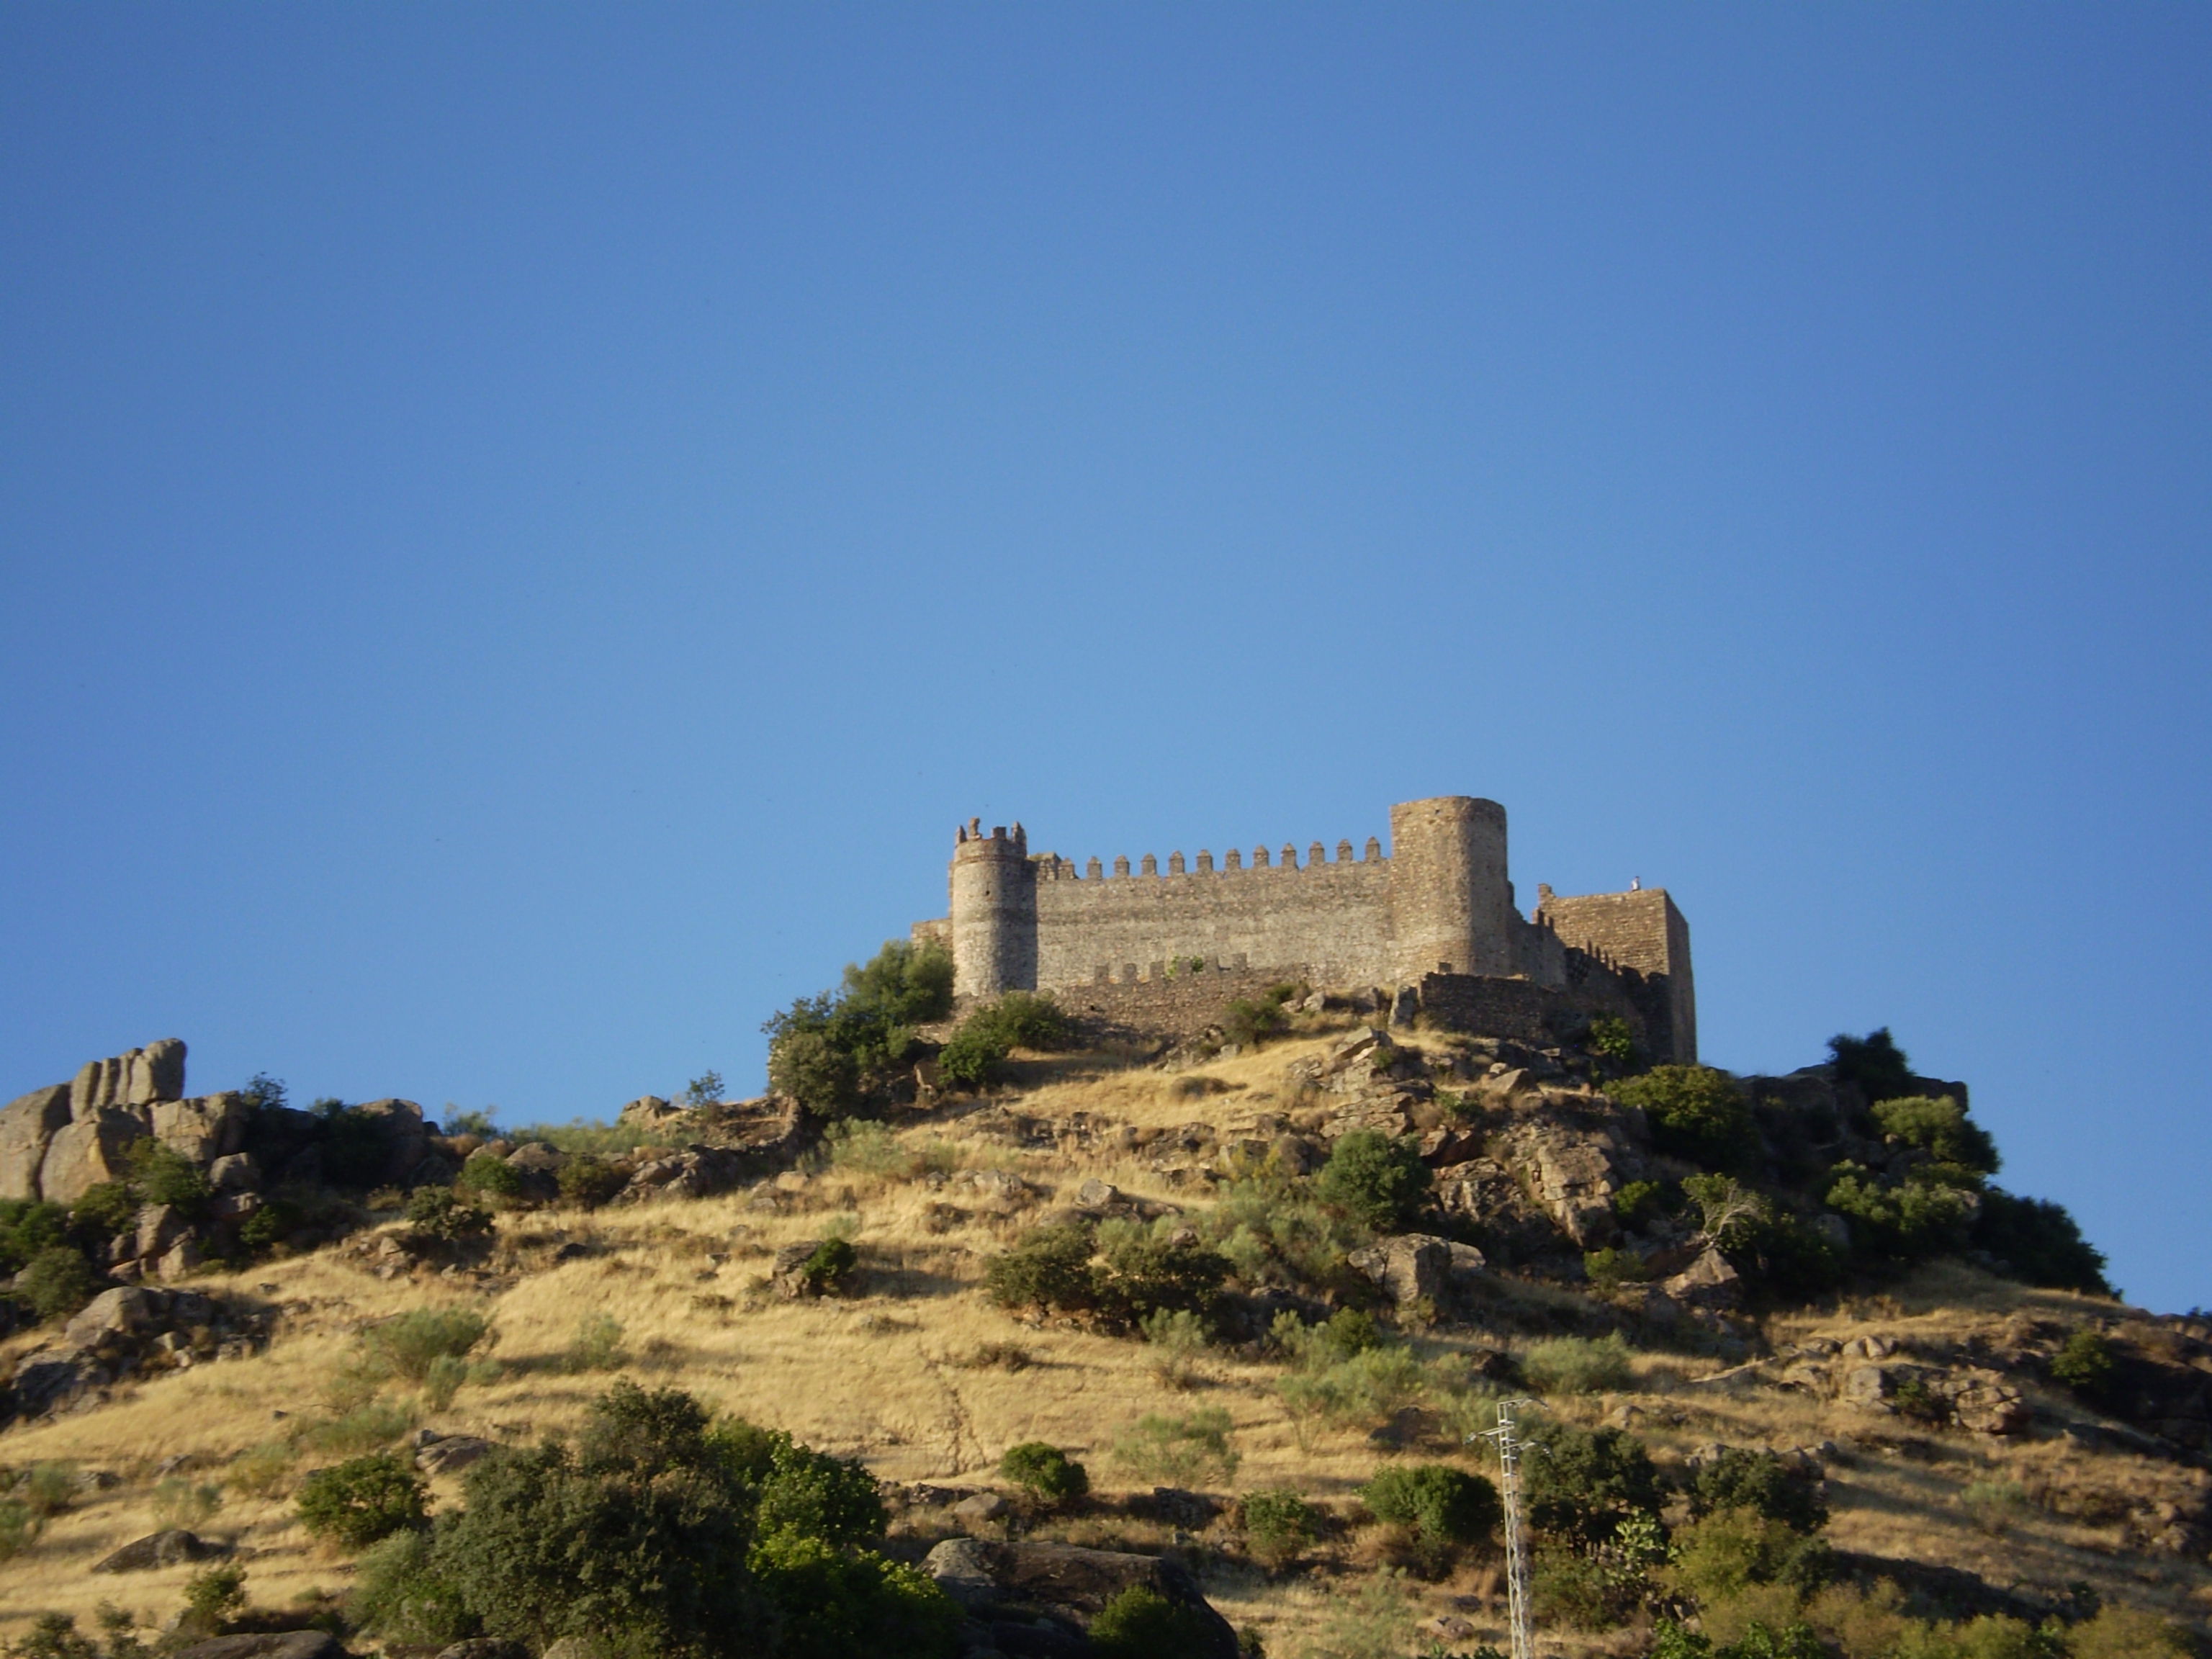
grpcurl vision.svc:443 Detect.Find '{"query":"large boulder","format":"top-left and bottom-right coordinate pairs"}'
top-left (0, 1084), bottom-right (73, 1201)
top-left (923, 1539), bottom-right (1239, 1658)
top-left (617, 1095), bottom-right (691, 1132)
top-left (39, 1107), bottom-right (151, 1205)
top-left (1347, 1233), bottom-right (1485, 1308)
top-left (151, 1093), bottom-right (252, 1166)
top-left (168, 1637), bottom-right (345, 1659)
top-left (71, 1040), bottom-right (188, 1115)
top-left (351, 1099), bottom-right (433, 1187)
top-left (93, 1528), bottom-right (230, 1573)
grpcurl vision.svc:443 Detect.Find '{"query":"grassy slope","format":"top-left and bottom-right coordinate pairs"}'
top-left (1, 1030), bottom-right (2207, 1655)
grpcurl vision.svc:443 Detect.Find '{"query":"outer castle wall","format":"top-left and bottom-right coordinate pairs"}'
top-left (925, 796), bottom-right (1696, 1063)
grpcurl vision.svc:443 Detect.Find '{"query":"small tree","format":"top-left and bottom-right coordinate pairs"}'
top-left (1827, 1028), bottom-right (1913, 1102)
top-left (998, 1443), bottom-right (1089, 1506)
top-left (1611, 1067), bottom-right (1758, 1172)
top-left (18, 1246), bottom-right (98, 1321)
top-left (2050, 1328), bottom-right (2115, 1401)
top-left (1360, 1464), bottom-right (1501, 1573)
top-left (1315, 1130), bottom-right (1430, 1231)
top-left (682, 1071), bottom-right (725, 1109)
top-left (1088, 1586), bottom-right (1219, 1659)
top-left (405, 1187), bottom-right (493, 1243)
top-left (296, 1452), bottom-right (428, 1548)
top-left (1240, 1487), bottom-right (1319, 1570)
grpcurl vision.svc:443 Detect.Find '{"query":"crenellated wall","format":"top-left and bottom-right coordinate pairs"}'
top-left (921, 795), bottom-right (1695, 1061)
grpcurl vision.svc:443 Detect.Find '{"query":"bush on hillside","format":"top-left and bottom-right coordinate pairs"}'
top-left (296, 1452), bottom-right (428, 1548)
top-left (405, 1187), bottom-right (493, 1242)
top-left (1823, 1166), bottom-right (1975, 1264)
top-left (1239, 1488), bottom-right (1319, 1570)
top-left (1587, 1015), bottom-right (1639, 1068)
top-left (1688, 1448), bottom-right (1829, 1534)
top-left (393, 1381), bottom-right (957, 1659)
top-left (557, 1155), bottom-right (627, 1210)
top-left (1974, 1188), bottom-right (2113, 1296)
top-left (1871, 1095), bottom-right (1998, 1184)
top-left (1359, 1464), bottom-right (1501, 1573)
top-left (763, 940), bottom-right (956, 1119)
top-left (1314, 1129), bottom-right (1431, 1231)
top-left (313, 1098), bottom-right (397, 1189)
top-left (1521, 1421), bottom-right (1665, 1547)
top-left (2049, 1328), bottom-right (2116, 1401)
top-left (1222, 983), bottom-right (1300, 1049)
top-left (986, 1223), bottom-right (1101, 1314)
top-left (1827, 1028), bottom-right (1915, 1105)
top-left (1661, 1506), bottom-right (1833, 1606)
top-left (1611, 1066), bottom-right (1759, 1172)
top-left (998, 1443), bottom-right (1089, 1506)
top-left (937, 992), bottom-right (1075, 1090)
top-left (0, 1201), bottom-right (73, 1275)
top-left (1112, 1410), bottom-right (1239, 1488)
top-left (127, 1138), bottom-right (212, 1217)
top-left (17, 1246), bottom-right (98, 1321)
top-left (1521, 1333), bottom-right (1635, 1395)
top-left (1087, 1586), bottom-right (1219, 1659)
top-left (365, 1308), bottom-right (492, 1384)
top-left (1097, 1220), bottom-right (1229, 1321)
top-left (457, 1156), bottom-right (528, 1203)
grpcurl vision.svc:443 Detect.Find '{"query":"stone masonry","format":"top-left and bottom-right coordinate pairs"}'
top-left (915, 796), bottom-right (1696, 1063)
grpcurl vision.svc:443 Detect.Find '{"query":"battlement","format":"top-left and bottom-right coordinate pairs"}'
top-left (917, 794), bottom-right (1696, 1061)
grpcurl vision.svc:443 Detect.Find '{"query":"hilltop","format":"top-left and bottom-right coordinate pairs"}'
top-left (0, 963), bottom-right (2206, 1659)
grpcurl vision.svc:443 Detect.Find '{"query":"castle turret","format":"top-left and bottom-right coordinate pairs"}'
top-left (949, 821), bottom-right (1037, 999)
top-left (1387, 796), bottom-right (1513, 981)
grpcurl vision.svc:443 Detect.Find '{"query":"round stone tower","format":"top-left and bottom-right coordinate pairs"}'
top-left (948, 821), bottom-right (1038, 999)
top-left (1387, 796), bottom-right (1513, 981)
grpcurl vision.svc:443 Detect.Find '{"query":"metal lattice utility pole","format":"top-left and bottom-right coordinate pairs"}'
top-left (1475, 1398), bottom-right (1538, 1659)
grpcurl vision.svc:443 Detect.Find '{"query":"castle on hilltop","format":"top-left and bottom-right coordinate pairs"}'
top-left (910, 796), bottom-right (1696, 1064)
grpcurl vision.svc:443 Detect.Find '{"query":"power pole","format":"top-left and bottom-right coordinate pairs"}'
top-left (1475, 1397), bottom-right (1538, 1659)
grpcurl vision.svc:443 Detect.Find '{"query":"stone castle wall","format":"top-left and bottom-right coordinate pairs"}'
top-left (925, 796), bottom-right (1696, 1062)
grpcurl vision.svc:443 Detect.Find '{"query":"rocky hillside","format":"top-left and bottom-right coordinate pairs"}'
top-left (0, 1006), bottom-right (2206, 1659)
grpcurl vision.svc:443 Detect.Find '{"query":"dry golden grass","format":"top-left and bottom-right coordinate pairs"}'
top-left (1, 1040), bottom-right (2205, 1654)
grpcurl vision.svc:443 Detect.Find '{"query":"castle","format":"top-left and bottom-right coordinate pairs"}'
top-left (911, 795), bottom-right (1696, 1064)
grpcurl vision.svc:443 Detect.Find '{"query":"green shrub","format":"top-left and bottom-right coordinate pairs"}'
top-left (1872, 1095), bottom-right (1998, 1184)
top-left (1612, 1066), bottom-right (1758, 1172)
top-left (17, 1465), bottom-right (76, 1521)
top-left (366, 1308), bottom-right (492, 1384)
top-left (0, 1499), bottom-right (43, 1563)
top-left (1305, 1570), bottom-right (1418, 1659)
top-left (1277, 1342), bottom-right (1437, 1437)
top-left (1663, 1508), bottom-right (1833, 1604)
top-left (352, 1529), bottom-right (476, 1647)
top-left (998, 1442), bottom-right (1089, 1506)
top-left (1139, 1308), bottom-right (1210, 1388)
top-left (1088, 1585), bottom-right (1218, 1659)
top-left (1824, 1166), bottom-right (1974, 1263)
top-left (17, 1246), bottom-right (98, 1321)
top-left (507, 1119), bottom-right (659, 1157)
top-left (126, 1139), bottom-right (212, 1217)
top-left (405, 1187), bottom-right (493, 1241)
top-left (824, 1120), bottom-right (912, 1178)
top-left (1239, 1487), bottom-right (1318, 1568)
top-left (567, 1312), bottom-right (628, 1372)
top-left (423, 1354), bottom-right (470, 1412)
top-left (225, 1442), bottom-right (296, 1500)
top-left (1221, 983), bottom-right (1298, 1049)
top-left (1588, 1015), bottom-right (1638, 1066)
top-left (238, 1196), bottom-right (305, 1254)
top-left (67, 1185), bottom-right (138, 1246)
top-left (1521, 1333), bottom-right (1635, 1395)
top-left (763, 940), bottom-right (955, 1119)
top-left (1521, 1420), bottom-right (1664, 1546)
top-left (1612, 1179), bottom-right (1671, 1230)
top-left (798, 1237), bottom-right (858, 1295)
top-left (1360, 1463), bottom-right (1500, 1572)
top-left (1652, 1622), bottom-right (1831, 1658)
top-left (986, 1224), bottom-right (1100, 1313)
top-left (1974, 1189), bottom-right (2113, 1296)
top-left (682, 1071), bottom-right (725, 1108)
top-left (300, 1399), bottom-right (418, 1457)
top-left (935, 1020), bottom-right (1011, 1090)
top-left (422, 1381), bottom-right (956, 1659)
top-left (296, 1452), bottom-right (428, 1548)
top-left (2049, 1328), bottom-right (2115, 1400)
top-left (443, 1105), bottom-right (496, 1138)
top-left (1532, 1540), bottom-right (1636, 1629)
top-left (457, 1156), bottom-right (527, 1202)
top-left (1313, 1129), bottom-right (1430, 1231)
top-left (1583, 1247), bottom-right (1652, 1293)
top-left (1958, 1478), bottom-right (2030, 1537)
top-left (2065, 1604), bottom-right (2196, 1658)
top-left (1097, 1221), bottom-right (1228, 1321)
top-left (150, 1477), bottom-right (222, 1530)
top-left (1827, 1028), bottom-right (1914, 1103)
top-left (1112, 1409), bottom-right (1240, 1488)
top-left (557, 1156), bottom-right (627, 1210)
top-left (165, 1561), bottom-right (248, 1645)
top-left (1688, 1448), bottom-right (1828, 1534)
top-left (0, 1200), bottom-right (73, 1274)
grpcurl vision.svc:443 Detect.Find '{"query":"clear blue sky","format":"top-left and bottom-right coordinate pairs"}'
top-left (4, 6), bottom-right (2206, 1310)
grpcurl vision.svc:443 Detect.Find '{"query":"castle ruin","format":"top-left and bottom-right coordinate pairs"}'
top-left (912, 795), bottom-right (1696, 1063)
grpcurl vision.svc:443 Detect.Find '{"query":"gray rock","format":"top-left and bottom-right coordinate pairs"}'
top-left (433, 1642), bottom-right (530, 1659)
top-left (1390, 985), bottom-right (1420, 1027)
top-left (93, 1529), bottom-right (231, 1573)
top-left (1660, 1248), bottom-right (1743, 1313)
top-left (952, 1491), bottom-right (1010, 1524)
top-left (924, 1540), bottom-right (1238, 1658)
top-left (38, 1107), bottom-right (151, 1205)
top-left (152, 1093), bottom-right (252, 1165)
top-left (68, 1040), bottom-right (187, 1115)
top-left (138, 1202), bottom-right (196, 1263)
top-left (10, 1352), bottom-right (92, 1417)
top-left (168, 1637), bottom-right (343, 1659)
top-left (0, 1084), bottom-right (73, 1202)
top-left (63, 1285), bottom-right (160, 1349)
top-left (416, 1434), bottom-right (496, 1476)
top-left (209, 1152), bottom-right (261, 1193)
top-left (1347, 1233), bottom-right (1480, 1308)
top-left (541, 1641), bottom-right (598, 1659)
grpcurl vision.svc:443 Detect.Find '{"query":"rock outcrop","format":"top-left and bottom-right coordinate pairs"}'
top-left (925, 1538), bottom-right (1240, 1659)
